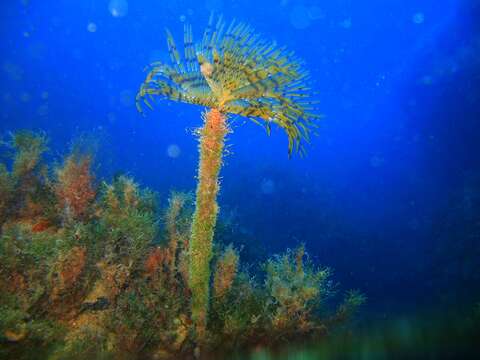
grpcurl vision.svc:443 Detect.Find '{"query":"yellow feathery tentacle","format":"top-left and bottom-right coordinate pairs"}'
top-left (137, 14), bottom-right (319, 156)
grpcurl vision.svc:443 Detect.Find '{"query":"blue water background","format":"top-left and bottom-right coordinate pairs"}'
top-left (1, 0), bottom-right (479, 317)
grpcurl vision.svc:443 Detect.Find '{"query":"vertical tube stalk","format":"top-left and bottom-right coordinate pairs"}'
top-left (189, 108), bottom-right (228, 341)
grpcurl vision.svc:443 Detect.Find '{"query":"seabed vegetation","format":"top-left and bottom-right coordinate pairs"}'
top-left (1, 15), bottom-right (366, 360)
top-left (0, 131), bottom-right (364, 359)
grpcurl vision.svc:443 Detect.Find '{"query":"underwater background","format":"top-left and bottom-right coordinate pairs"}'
top-left (1, 0), bottom-right (479, 358)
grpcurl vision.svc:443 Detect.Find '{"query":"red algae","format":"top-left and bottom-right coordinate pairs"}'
top-left (31, 218), bottom-right (52, 233)
top-left (144, 247), bottom-right (167, 276)
top-left (55, 154), bottom-right (95, 221)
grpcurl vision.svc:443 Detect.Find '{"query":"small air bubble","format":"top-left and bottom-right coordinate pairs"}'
top-left (308, 6), bottom-right (324, 20)
top-left (109, 0), bottom-right (128, 18)
top-left (20, 92), bottom-right (31, 102)
top-left (37, 104), bottom-right (48, 116)
top-left (87, 22), bottom-right (97, 33)
top-left (119, 89), bottom-right (134, 107)
top-left (340, 18), bottom-right (352, 29)
top-left (107, 112), bottom-right (116, 123)
top-left (412, 12), bottom-right (424, 24)
top-left (167, 144), bottom-right (181, 158)
top-left (290, 5), bottom-right (311, 30)
top-left (260, 178), bottom-right (276, 195)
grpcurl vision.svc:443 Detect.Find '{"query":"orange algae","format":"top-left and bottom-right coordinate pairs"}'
top-left (144, 246), bottom-right (167, 276)
top-left (53, 246), bottom-right (87, 294)
top-left (50, 246), bottom-right (88, 316)
top-left (31, 218), bottom-right (52, 233)
top-left (165, 192), bottom-right (189, 276)
top-left (55, 154), bottom-right (95, 221)
top-left (213, 245), bottom-right (239, 299)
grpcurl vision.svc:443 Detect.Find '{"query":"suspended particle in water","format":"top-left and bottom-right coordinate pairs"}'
top-left (290, 5), bottom-right (311, 29)
top-left (308, 5), bottom-right (325, 20)
top-left (187, 8), bottom-right (194, 16)
top-left (408, 218), bottom-right (420, 230)
top-left (167, 144), bottom-right (181, 158)
top-left (27, 42), bottom-right (47, 61)
top-left (179, 14), bottom-right (186, 22)
top-left (20, 92), bottom-right (31, 102)
top-left (370, 155), bottom-right (385, 168)
top-left (119, 89), bottom-right (134, 107)
top-left (412, 12), bottom-right (424, 24)
top-left (340, 18), bottom-right (352, 29)
top-left (420, 75), bottom-right (433, 85)
top-left (71, 48), bottom-right (85, 61)
top-left (3, 93), bottom-right (13, 103)
top-left (87, 22), bottom-right (97, 33)
top-left (3, 62), bottom-right (23, 81)
top-left (37, 104), bottom-right (48, 116)
top-left (108, 95), bottom-right (116, 107)
top-left (260, 178), bottom-right (276, 195)
top-left (108, 58), bottom-right (123, 71)
top-left (107, 112), bottom-right (116, 123)
top-left (109, 0), bottom-right (128, 18)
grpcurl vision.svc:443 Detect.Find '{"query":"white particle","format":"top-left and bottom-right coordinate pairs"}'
top-left (87, 22), bottom-right (97, 33)
top-left (167, 144), bottom-right (181, 158)
top-left (260, 178), bottom-right (276, 195)
top-left (290, 5), bottom-right (311, 29)
top-left (412, 12), bottom-right (424, 24)
top-left (119, 89), bottom-right (134, 107)
top-left (308, 6), bottom-right (325, 20)
top-left (340, 18), bottom-right (352, 29)
top-left (109, 0), bottom-right (128, 18)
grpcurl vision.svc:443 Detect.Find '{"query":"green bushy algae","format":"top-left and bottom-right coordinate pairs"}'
top-left (0, 131), bottom-right (364, 359)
